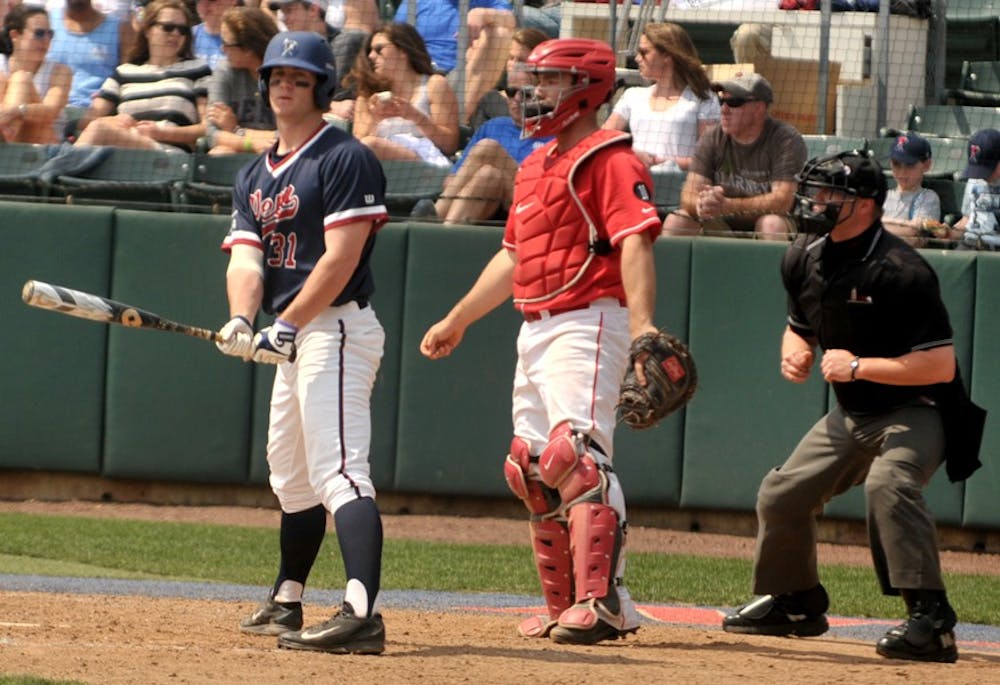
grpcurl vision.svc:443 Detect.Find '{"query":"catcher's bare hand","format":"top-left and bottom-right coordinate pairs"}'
top-left (781, 349), bottom-right (814, 383)
top-left (820, 348), bottom-right (855, 383)
top-left (420, 317), bottom-right (465, 360)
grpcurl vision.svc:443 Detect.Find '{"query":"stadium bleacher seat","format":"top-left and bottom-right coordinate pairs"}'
top-left (944, 0), bottom-right (1000, 89)
top-left (802, 135), bottom-right (867, 160)
top-left (650, 168), bottom-right (684, 216)
top-left (48, 147), bottom-right (190, 209)
top-left (891, 104), bottom-right (1000, 140)
top-left (0, 142), bottom-right (49, 197)
top-left (178, 152), bottom-right (257, 213)
top-left (947, 61), bottom-right (1000, 108)
top-left (380, 159), bottom-right (449, 215)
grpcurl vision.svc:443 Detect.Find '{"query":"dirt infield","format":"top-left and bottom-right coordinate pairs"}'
top-left (1, 501), bottom-right (999, 684)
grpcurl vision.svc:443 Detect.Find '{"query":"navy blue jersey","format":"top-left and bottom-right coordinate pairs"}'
top-left (222, 123), bottom-right (389, 315)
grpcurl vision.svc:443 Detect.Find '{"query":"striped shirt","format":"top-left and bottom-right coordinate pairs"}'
top-left (96, 58), bottom-right (211, 126)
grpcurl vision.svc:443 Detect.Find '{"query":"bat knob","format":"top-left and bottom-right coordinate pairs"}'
top-left (21, 280), bottom-right (36, 304)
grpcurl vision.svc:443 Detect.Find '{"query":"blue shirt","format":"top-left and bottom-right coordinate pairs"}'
top-left (193, 24), bottom-right (225, 71)
top-left (451, 116), bottom-right (551, 174)
top-left (394, 0), bottom-right (512, 74)
top-left (48, 8), bottom-right (122, 108)
top-left (224, 123), bottom-right (389, 314)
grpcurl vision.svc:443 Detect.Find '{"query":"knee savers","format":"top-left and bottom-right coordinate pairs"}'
top-left (504, 436), bottom-right (557, 516)
top-left (538, 422), bottom-right (606, 507)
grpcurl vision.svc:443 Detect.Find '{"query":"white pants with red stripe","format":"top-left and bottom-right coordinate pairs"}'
top-left (266, 302), bottom-right (384, 516)
top-left (511, 297), bottom-right (630, 516)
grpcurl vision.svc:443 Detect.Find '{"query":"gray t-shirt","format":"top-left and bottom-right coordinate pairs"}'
top-left (207, 59), bottom-right (274, 131)
top-left (690, 116), bottom-right (807, 198)
top-left (883, 187), bottom-right (940, 222)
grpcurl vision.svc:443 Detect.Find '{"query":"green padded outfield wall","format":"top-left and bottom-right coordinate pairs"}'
top-left (614, 237), bottom-right (693, 507)
top-left (680, 238), bottom-right (830, 511)
top-left (102, 211), bottom-right (253, 482)
top-left (966, 253), bottom-right (1000, 528)
top-left (394, 223), bottom-right (522, 496)
top-left (0, 203), bottom-right (114, 473)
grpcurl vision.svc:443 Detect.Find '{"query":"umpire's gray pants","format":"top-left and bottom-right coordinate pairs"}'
top-left (752, 404), bottom-right (946, 597)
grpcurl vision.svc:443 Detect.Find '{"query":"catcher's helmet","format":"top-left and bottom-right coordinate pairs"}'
top-left (519, 38), bottom-right (616, 139)
top-left (259, 31), bottom-right (338, 110)
top-left (793, 150), bottom-right (887, 233)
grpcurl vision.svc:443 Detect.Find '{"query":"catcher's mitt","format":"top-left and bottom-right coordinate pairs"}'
top-left (617, 331), bottom-right (697, 430)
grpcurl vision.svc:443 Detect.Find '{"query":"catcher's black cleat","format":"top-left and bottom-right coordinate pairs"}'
top-left (722, 585), bottom-right (830, 637)
top-left (239, 598), bottom-right (303, 636)
top-left (876, 591), bottom-right (958, 663)
top-left (277, 602), bottom-right (385, 655)
top-left (550, 619), bottom-right (638, 645)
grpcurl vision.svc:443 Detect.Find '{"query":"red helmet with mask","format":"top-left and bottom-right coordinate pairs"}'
top-left (519, 38), bottom-right (616, 139)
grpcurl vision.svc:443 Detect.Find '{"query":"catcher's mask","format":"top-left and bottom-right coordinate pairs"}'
top-left (793, 151), bottom-right (887, 234)
top-left (518, 38), bottom-right (615, 139)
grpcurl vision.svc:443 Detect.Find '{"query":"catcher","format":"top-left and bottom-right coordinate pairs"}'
top-left (421, 38), bottom-right (674, 645)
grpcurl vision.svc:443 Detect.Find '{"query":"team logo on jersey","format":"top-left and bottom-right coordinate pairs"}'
top-left (250, 184), bottom-right (300, 233)
top-left (634, 182), bottom-right (651, 202)
top-left (281, 38), bottom-right (298, 57)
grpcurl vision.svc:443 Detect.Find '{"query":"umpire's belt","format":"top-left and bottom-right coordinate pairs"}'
top-left (522, 297), bottom-right (625, 322)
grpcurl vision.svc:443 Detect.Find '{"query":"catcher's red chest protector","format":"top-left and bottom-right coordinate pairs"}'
top-left (510, 129), bottom-right (631, 306)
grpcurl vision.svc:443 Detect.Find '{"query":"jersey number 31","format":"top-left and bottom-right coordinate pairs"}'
top-left (267, 233), bottom-right (298, 269)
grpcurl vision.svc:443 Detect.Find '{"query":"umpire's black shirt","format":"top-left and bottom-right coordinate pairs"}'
top-left (781, 220), bottom-right (954, 416)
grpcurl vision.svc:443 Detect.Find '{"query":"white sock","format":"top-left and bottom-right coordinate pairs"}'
top-left (274, 580), bottom-right (304, 603)
top-left (344, 578), bottom-right (369, 618)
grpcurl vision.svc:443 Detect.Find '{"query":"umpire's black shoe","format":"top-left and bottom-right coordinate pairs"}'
top-left (722, 584), bottom-right (830, 637)
top-left (876, 592), bottom-right (958, 663)
top-left (239, 598), bottom-right (303, 636)
top-left (277, 602), bottom-right (385, 655)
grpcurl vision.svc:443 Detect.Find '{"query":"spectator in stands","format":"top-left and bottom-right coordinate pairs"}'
top-left (520, 0), bottom-right (560, 39)
top-left (662, 72), bottom-right (806, 240)
top-left (48, 0), bottom-right (135, 121)
top-left (74, 0), bottom-right (211, 151)
top-left (954, 128), bottom-right (1000, 250)
top-left (881, 132), bottom-right (945, 245)
top-left (414, 66), bottom-right (550, 223)
top-left (192, 0), bottom-right (238, 69)
top-left (602, 22), bottom-right (719, 172)
top-left (349, 22), bottom-right (459, 166)
top-left (204, 6), bottom-right (278, 155)
top-left (0, 5), bottom-right (72, 143)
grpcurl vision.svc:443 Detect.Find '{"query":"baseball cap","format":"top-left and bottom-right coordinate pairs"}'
top-left (268, 0), bottom-right (328, 11)
top-left (711, 72), bottom-right (773, 104)
top-left (889, 132), bottom-right (931, 164)
top-left (963, 128), bottom-right (1000, 180)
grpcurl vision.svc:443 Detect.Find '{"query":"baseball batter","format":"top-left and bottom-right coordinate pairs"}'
top-left (421, 38), bottom-right (662, 645)
top-left (216, 31), bottom-right (389, 655)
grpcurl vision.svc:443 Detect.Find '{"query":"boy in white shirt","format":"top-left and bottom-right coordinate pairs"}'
top-left (882, 132), bottom-right (945, 244)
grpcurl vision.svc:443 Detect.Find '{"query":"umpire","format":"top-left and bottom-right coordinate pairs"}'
top-left (722, 151), bottom-right (985, 663)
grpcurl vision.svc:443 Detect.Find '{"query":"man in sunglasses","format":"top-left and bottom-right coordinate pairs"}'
top-left (662, 72), bottom-right (806, 240)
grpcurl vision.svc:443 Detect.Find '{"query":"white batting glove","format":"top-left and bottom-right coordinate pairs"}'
top-left (216, 315), bottom-right (254, 360)
top-left (252, 318), bottom-right (298, 364)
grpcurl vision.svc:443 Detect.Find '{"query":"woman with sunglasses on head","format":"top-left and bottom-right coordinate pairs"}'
top-left (204, 6), bottom-right (279, 155)
top-left (602, 22), bottom-right (718, 172)
top-left (348, 22), bottom-right (458, 167)
top-left (74, 0), bottom-right (211, 151)
top-left (0, 5), bottom-right (72, 144)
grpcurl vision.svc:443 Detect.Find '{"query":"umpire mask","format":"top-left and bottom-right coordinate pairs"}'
top-left (793, 151), bottom-right (887, 234)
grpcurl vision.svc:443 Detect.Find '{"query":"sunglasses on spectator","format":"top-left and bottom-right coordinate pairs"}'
top-left (719, 97), bottom-right (757, 108)
top-left (503, 87), bottom-right (523, 98)
top-left (154, 21), bottom-right (190, 35)
top-left (222, 41), bottom-right (242, 49)
top-left (370, 43), bottom-right (389, 55)
top-left (635, 47), bottom-right (655, 59)
top-left (29, 28), bottom-right (55, 40)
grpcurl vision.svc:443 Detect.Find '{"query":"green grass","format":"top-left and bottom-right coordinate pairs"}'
top-left (0, 512), bottom-right (997, 626)
top-left (0, 678), bottom-right (84, 685)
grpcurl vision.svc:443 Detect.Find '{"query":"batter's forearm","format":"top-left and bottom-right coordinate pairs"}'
top-left (226, 269), bottom-right (263, 320)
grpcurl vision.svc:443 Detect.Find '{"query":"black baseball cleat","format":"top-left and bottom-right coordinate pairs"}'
top-left (239, 598), bottom-right (303, 636)
top-left (876, 592), bottom-right (958, 663)
top-left (722, 584), bottom-right (830, 637)
top-left (277, 602), bottom-right (385, 655)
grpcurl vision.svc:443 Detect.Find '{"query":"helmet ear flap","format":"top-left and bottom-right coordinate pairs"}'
top-left (259, 69), bottom-right (271, 110)
top-left (315, 62), bottom-right (338, 109)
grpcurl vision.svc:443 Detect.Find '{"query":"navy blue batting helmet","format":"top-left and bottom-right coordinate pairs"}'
top-left (259, 31), bottom-right (338, 110)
